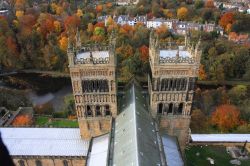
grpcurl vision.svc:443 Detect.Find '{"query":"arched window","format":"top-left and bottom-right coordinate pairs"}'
top-left (161, 79), bottom-right (164, 91)
top-left (105, 105), bottom-right (111, 116)
top-left (157, 103), bottom-right (163, 114)
top-left (177, 103), bottom-right (183, 114)
top-left (35, 160), bottom-right (42, 166)
top-left (170, 79), bottom-right (173, 90)
top-left (96, 105), bottom-right (101, 116)
top-left (86, 105), bottom-right (92, 117)
top-left (167, 103), bottom-right (173, 114)
top-left (63, 160), bottom-right (68, 166)
top-left (18, 160), bottom-right (25, 166)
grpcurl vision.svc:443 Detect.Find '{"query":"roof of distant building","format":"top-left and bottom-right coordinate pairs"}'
top-left (191, 134), bottom-right (250, 142)
top-left (0, 128), bottom-right (89, 157)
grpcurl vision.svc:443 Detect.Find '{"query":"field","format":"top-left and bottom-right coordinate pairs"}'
top-left (185, 145), bottom-right (250, 166)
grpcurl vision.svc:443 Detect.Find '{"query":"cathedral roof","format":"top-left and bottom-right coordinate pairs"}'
top-left (0, 128), bottom-right (89, 157)
top-left (112, 82), bottom-right (163, 166)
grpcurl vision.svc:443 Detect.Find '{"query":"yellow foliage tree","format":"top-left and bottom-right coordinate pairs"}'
top-left (177, 7), bottom-right (188, 20)
top-left (56, 6), bottom-right (64, 15)
top-left (51, 3), bottom-right (57, 13)
top-left (106, 16), bottom-right (114, 26)
top-left (59, 36), bottom-right (68, 51)
top-left (16, 10), bottom-right (24, 19)
top-left (76, 9), bottom-right (83, 17)
top-left (15, 0), bottom-right (26, 10)
top-left (87, 23), bottom-right (94, 33)
top-left (54, 20), bottom-right (61, 33)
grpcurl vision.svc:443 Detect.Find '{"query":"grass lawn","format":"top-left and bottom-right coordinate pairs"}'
top-left (34, 116), bottom-right (78, 128)
top-left (35, 116), bottom-right (49, 126)
top-left (185, 145), bottom-right (250, 166)
top-left (48, 120), bottom-right (79, 128)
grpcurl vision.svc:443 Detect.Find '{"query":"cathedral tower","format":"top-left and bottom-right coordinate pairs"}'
top-left (67, 31), bottom-right (117, 139)
top-left (148, 31), bottom-right (201, 151)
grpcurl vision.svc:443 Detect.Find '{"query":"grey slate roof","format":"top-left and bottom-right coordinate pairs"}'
top-left (0, 128), bottom-right (89, 157)
top-left (112, 82), bottom-right (163, 166)
top-left (162, 135), bottom-right (184, 166)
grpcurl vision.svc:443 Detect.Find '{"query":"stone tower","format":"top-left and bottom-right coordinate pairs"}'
top-left (67, 30), bottom-right (117, 139)
top-left (148, 31), bottom-right (201, 151)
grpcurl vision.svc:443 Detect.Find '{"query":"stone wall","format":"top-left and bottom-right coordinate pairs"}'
top-left (159, 116), bottom-right (190, 152)
top-left (13, 157), bottom-right (86, 166)
top-left (78, 117), bottom-right (112, 139)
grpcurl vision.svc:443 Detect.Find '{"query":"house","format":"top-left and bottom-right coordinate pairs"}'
top-left (146, 18), bottom-right (166, 28)
top-left (0, 0), bottom-right (9, 16)
top-left (116, 0), bottom-right (139, 6)
top-left (175, 21), bottom-right (187, 35)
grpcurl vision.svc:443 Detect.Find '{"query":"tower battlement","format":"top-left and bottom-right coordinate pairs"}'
top-left (67, 30), bottom-right (117, 140)
top-left (149, 30), bottom-right (201, 152)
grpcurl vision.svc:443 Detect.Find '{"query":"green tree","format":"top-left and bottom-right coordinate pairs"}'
top-left (228, 85), bottom-right (247, 105)
top-left (194, 0), bottom-right (204, 9)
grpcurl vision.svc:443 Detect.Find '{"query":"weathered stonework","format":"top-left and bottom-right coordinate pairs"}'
top-left (149, 31), bottom-right (201, 152)
top-left (13, 157), bottom-right (86, 166)
top-left (67, 31), bottom-right (117, 140)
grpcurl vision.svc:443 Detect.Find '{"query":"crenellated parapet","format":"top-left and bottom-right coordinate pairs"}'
top-left (149, 30), bottom-right (202, 67)
top-left (67, 30), bottom-right (116, 66)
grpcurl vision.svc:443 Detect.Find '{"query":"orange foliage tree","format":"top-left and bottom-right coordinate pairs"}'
top-left (64, 15), bottom-right (80, 32)
top-left (139, 45), bottom-right (149, 62)
top-left (177, 7), bottom-right (188, 20)
top-left (211, 104), bottom-right (241, 132)
top-left (205, 0), bottom-right (214, 8)
top-left (106, 2), bottom-right (113, 8)
top-left (155, 24), bottom-right (168, 35)
top-left (116, 44), bottom-right (133, 59)
top-left (59, 36), bottom-right (68, 51)
top-left (19, 14), bottom-right (37, 36)
top-left (198, 64), bottom-right (207, 80)
top-left (96, 5), bottom-right (103, 13)
top-left (119, 24), bottom-right (134, 36)
top-left (38, 14), bottom-right (55, 37)
top-left (219, 12), bottom-right (235, 31)
top-left (12, 115), bottom-right (33, 126)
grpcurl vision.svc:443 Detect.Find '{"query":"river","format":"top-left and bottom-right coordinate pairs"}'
top-left (0, 72), bottom-right (72, 112)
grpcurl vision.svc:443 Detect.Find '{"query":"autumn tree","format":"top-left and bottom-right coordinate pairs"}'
top-left (59, 36), bottom-right (68, 51)
top-left (64, 15), bottom-right (80, 32)
top-left (177, 7), bottom-right (188, 20)
top-left (96, 5), bottom-right (103, 13)
top-left (205, 0), bottom-right (214, 8)
top-left (116, 44), bottom-right (134, 60)
top-left (198, 64), bottom-right (207, 80)
top-left (211, 104), bottom-right (241, 132)
top-left (37, 14), bottom-right (55, 37)
top-left (87, 23), bottom-right (94, 33)
top-left (155, 24), bottom-right (168, 38)
top-left (12, 115), bottom-right (33, 126)
top-left (54, 20), bottom-right (61, 33)
top-left (139, 45), bottom-right (149, 62)
top-left (76, 9), bottom-right (83, 17)
top-left (219, 12), bottom-right (235, 32)
top-left (18, 14), bottom-right (37, 37)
